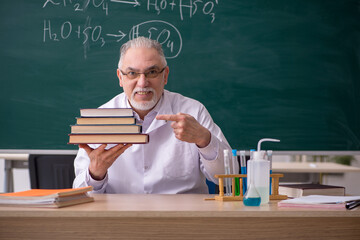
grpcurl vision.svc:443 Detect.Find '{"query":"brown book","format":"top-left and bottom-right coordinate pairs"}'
top-left (76, 117), bottom-right (136, 125)
top-left (0, 186), bottom-right (94, 208)
top-left (279, 183), bottom-right (345, 198)
top-left (68, 133), bottom-right (149, 144)
top-left (71, 124), bottom-right (142, 134)
top-left (80, 108), bottom-right (133, 117)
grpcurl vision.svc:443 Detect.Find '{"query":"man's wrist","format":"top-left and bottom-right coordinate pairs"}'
top-left (196, 128), bottom-right (211, 148)
top-left (198, 132), bottom-right (219, 160)
top-left (88, 168), bottom-right (106, 181)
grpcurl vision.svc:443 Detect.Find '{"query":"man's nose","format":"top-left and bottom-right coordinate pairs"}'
top-left (137, 73), bottom-right (148, 87)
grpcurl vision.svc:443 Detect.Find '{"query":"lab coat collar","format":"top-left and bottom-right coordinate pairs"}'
top-left (122, 90), bottom-right (174, 134)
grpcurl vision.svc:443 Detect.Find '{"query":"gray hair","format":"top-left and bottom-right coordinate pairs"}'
top-left (118, 37), bottom-right (167, 69)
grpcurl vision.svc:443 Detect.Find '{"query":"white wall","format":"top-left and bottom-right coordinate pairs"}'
top-left (323, 155), bottom-right (360, 195)
top-left (0, 159), bottom-right (30, 193)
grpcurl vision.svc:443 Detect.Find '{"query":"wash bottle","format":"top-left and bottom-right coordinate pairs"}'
top-left (246, 138), bottom-right (280, 205)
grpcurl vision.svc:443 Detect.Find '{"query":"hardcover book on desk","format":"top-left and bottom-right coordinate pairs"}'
top-left (279, 183), bottom-right (345, 198)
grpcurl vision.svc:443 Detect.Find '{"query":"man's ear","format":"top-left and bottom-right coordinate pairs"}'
top-left (163, 66), bottom-right (169, 85)
top-left (117, 69), bottom-right (123, 87)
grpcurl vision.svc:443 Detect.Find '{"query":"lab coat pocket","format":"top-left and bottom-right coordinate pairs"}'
top-left (163, 140), bottom-right (195, 179)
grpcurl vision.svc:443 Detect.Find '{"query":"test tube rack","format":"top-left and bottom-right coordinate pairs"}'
top-left (213, 174), bottom-right (288, 201)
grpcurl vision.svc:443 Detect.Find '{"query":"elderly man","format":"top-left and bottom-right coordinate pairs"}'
top-left (73, 37), bottom-right (234, 193)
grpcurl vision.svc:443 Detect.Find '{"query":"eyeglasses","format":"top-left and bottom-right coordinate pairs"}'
top-left (120, 66), bottom-right (167, 80)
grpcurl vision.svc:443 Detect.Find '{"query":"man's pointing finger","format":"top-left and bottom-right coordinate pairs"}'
top-left (156, 114), bottom-right (179, 122)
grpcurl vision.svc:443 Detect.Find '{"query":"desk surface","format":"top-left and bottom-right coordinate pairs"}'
top-left (272, 161), bottom-right (360, 173)
top-left (0, 194), bottom-right (359, 239)
top-left (0, 194), bottom-right (359, 218)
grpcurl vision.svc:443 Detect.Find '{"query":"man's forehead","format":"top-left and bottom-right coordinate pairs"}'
top-left (123, 47), bottom-right (160, 59)
top-left (122, 47), bottom-right (163, 68)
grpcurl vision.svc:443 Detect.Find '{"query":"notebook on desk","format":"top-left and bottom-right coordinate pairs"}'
top-left (278, 195), bottom-right (360, 210)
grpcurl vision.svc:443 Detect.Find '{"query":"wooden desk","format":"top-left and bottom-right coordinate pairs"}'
top-left (0, 194), bottom-right (359, 239)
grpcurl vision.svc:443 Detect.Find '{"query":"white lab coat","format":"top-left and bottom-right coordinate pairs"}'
top-left (73, 90), bottom-right (234, 193)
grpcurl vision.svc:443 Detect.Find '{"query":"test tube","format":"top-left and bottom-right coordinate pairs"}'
top-left (223, 149), bottom-right (232, 196)
top-left (232, 149), bottom-right (240, 196)
top-left (240, 150), bottom-right (247, 194)
top-left (267, 150), bottom-right (273, 195)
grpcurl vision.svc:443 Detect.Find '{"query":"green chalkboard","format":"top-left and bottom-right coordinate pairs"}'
top-left (0, 0), bottom-right (359, 151)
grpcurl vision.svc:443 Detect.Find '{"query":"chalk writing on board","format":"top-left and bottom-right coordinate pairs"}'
top-left (43, 19), bottom-right (182, 59)
top-left (43, 0), bottom-right (109, 16)
top-left (111, 0), bottom-right (140, 7)
top-left (42, 0), bottom-right (218, 23)
top-left (42, 0), bottom-right (216, 59)
top-left (43, 19), bottom-right (105, 47)
top-left (129, 20), bottom-right (182, 59)
top-left (146, 0), bottom-right (218, 23)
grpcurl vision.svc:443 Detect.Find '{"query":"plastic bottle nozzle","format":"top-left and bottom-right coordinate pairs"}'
top-left (257, 138), bottom-right (280, 152)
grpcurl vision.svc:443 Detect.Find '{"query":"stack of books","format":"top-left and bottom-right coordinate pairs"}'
top-left (0, 186), bottom-right (94, 208)
top-left (68, 108), bottom-right (149, 144)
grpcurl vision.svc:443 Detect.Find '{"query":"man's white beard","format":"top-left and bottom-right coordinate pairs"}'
top-left (129, 87), bottom-right (158, 111)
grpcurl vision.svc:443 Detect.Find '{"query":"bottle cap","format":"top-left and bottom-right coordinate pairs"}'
top-left (232, 149), bottom-right (237, 156)
top-left (253, 151), bottom-right (266, 161)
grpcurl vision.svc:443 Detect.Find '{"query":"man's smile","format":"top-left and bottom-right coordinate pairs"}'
top-left (136, 91), bottom-right (152, 95)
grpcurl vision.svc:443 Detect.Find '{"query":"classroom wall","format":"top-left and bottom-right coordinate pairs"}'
top-left (323, 156), bottom-right (360, 196)
top-left (275, 155), bottom-right (360, 196)
top-left (0, 160), bottom-right (30, 193)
